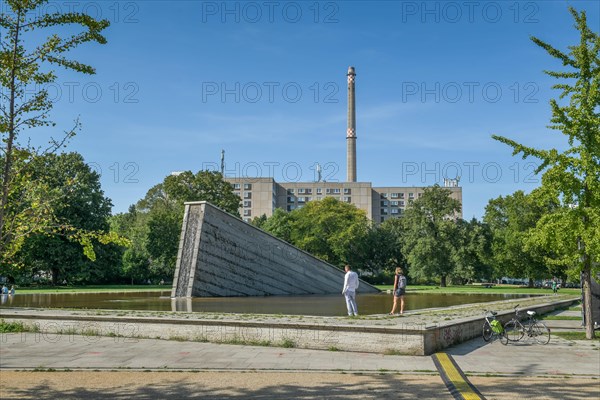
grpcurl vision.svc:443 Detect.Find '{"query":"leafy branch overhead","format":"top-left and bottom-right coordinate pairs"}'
top-left (492, 7), bottom-right (599, 339)
top-left (1, 0), bottom-right (112, 267)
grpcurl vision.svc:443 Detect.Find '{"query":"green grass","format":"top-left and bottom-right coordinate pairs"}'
top-left (12, 285), bottom-right (171, 294)
top-left (553, 331), bottom-right (600, 341)
top-left (8, 283), bottom-right (580, 296)
top-left (0, 319), bottom-right (27, 333)
top-left (280, 338), bottom-right (296, 348)
top-left (375, 284), bottom-right (580, 295)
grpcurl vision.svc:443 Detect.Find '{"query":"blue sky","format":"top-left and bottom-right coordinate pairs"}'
top-left (9, 0), bottom-right (600, 219)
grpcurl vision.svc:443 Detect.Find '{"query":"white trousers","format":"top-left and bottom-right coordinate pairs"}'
top-left (344, 291), bottom-right (358, 316)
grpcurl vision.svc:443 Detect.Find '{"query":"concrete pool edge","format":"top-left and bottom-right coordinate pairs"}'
top-left (0, 297), bottom-right (579, 355)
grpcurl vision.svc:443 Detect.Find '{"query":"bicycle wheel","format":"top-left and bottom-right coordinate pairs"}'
top-left (501, 321), bottom-right (524, 344)
top-left (531, 322), bottom-right (551, 344)
top-left (483, 322), bottom-right (493, 342)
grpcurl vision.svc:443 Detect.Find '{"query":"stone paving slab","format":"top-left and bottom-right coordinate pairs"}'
top-left (1, 329), bottom-right (598, 377)
top-left (1, 306), bottom-right (598, 400)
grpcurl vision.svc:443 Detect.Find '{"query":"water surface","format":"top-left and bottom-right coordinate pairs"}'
top-left (0, 291), bottom-right (536, 316)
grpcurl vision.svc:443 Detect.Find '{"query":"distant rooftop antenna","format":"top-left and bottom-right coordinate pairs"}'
top-left (220, 149), bottom-right (225, 175)
top-left (316, 163), bottom-right (322, 182)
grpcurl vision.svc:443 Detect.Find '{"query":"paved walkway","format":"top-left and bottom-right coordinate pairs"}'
top-left (1, 327), bottom-right (597, 375)
top-left (1, 309), bottom-right (598, 399)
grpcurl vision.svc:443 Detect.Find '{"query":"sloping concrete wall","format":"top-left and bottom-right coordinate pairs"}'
top-left (171, 201), bottom-right (380, 297)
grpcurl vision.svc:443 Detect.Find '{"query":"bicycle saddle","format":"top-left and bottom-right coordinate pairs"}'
top-left (527, 311), bottom-right (536, 316)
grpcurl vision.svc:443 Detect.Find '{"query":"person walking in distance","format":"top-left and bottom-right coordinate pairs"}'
top-left (342, 265), bottom-right (359, 316)
top-left (389, 267), bottom-right (407, 315)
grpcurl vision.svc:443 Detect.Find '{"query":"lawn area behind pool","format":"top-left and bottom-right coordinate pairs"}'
top-left (375, 284), bottom-right (581, 296)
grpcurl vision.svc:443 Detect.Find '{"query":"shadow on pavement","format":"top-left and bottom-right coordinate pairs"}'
top-left (1, 372), bottom-right (450, 400)
top-left (471, 377), bottom-right (600, 400)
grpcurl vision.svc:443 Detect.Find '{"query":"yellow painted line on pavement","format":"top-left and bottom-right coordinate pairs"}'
top-left (432, 352), bottom-right (485, 400)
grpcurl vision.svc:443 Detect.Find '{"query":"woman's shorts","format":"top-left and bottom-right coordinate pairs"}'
top-left (394, 288), bottom-right (405, 297)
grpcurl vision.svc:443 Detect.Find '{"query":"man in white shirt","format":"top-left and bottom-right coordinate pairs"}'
top-left (342, 264), bottom-right (359, 316)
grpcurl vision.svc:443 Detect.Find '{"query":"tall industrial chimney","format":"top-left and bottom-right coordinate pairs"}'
top-left (346, 66), bottom-right (357, 182)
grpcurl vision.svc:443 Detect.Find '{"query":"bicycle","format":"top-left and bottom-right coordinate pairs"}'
top-left (482, 309), bottom-right (503, 342)
top-left (501, 305), bottom-right (551, 345)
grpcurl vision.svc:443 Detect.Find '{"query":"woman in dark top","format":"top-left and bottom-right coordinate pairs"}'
top-left (389, 267), bottom-right (406, 315)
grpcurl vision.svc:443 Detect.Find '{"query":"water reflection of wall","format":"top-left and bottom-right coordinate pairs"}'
top-left (171, 297), bottom-right (193, 312)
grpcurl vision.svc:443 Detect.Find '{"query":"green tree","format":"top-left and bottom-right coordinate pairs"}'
top-left (401, 185), bottom-right (462, 287)
top-left (0, 0), bottom-right (110, 265)
top-left (290, 197), bottom-right (369, 267)
top-left (110, 206), bottom-right (151, 285)
top-left (250, 214), bottom-right (268, 229)
top-left (484, 191), bottom-right (557, 286)
top-left (118, 171), bottom-right (241, 280)
top-left (259, 208), bottom-right (295, 243)
top-left (492, 8), bottom-right (599, 338)
top-left (13, 153), bottom-right (119, 284)
top-left (451, 218), bottom-right (493, 284)
top-left (146, 207), bottom-right (181, 279)
top-left (352, 218), bottom-right (406, 274)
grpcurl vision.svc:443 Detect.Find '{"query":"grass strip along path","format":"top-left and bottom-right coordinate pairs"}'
top-left (9, 284), bottom-right (582, 296)
top-left (9, 285), bottom-right (171, 294)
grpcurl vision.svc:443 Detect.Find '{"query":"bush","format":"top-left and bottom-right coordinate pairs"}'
top-left (360, 270), bottom-right (395, 285)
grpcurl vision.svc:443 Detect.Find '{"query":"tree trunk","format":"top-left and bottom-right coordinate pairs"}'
top-left (581, 262), bottom-right (596, 339)
top-left (51, 268), bottom-right (58, 286)
top-left (528, 277), bottom-right (534, 288)
top-left (440, 275), bottom-right (447, 287)
top-left (0, 8), bottom-right (22, 254)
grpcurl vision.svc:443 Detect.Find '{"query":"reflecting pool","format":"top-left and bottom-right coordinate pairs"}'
top-left (0, 291), bottom-right (538, 316)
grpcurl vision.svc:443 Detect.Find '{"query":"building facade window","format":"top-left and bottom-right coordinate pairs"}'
top-left (333, 188), bottom-right (341, 194)
top-left (316, 188), bottom-right (322, 194)
top-left (287, 189), bottom-right (294, 194)
top-left (381, 200), bottom-right (388, 206)
top-left (344, 196), bottom-right (351, 203)
top-left (391, 201), bottom-right (398, 206)
top-left (244, 192), bottom-right (252, 199)
top-left (233, 183), bottom-right (241, 190)
top-left (343, 188), bottom-right (351, 194)
top-left (381, 193), bottom-right (388, 198)
top-left (391, 193), bottom-right (399, 198)
top-left (243, 201), bottom-right (251, 207)
top-left (244, 183), bottom-right (252, 190)
top-left (243, 209), bottom-right (251, 216)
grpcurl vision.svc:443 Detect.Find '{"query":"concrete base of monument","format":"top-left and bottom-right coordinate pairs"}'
top-left (0, 296), bottom-right (578, 356)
